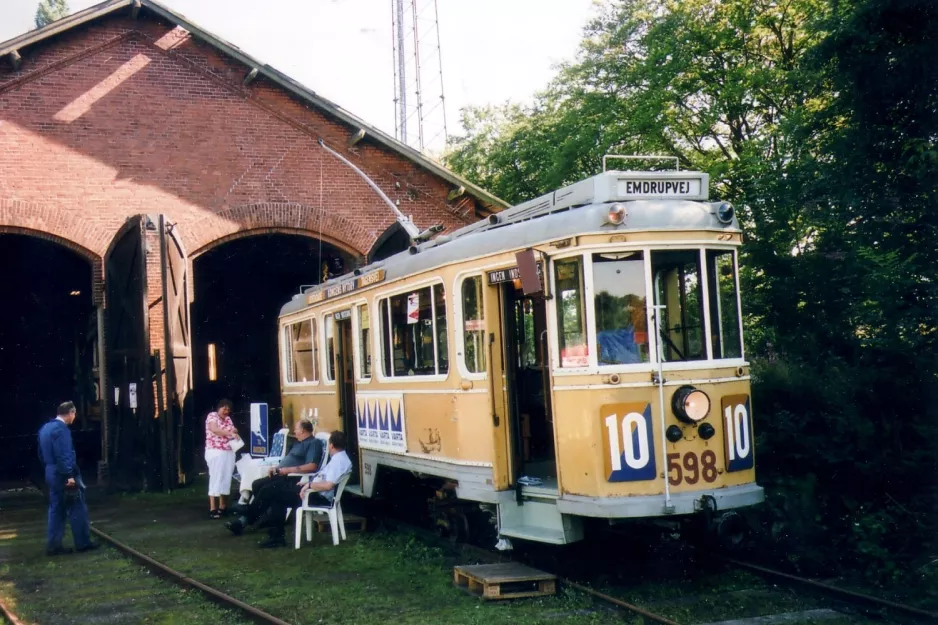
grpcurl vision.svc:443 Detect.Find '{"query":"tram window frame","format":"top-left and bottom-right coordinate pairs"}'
top-left (591, 251), bottom-right (651, 366)
top-left (553, 255), bottom-right (590, 369)
top-left (705, 249), bottom-right (744, 360)
top-left (650, 249), bottom-right (708, 363)
top-left (456, 274), bottom-right (487, 378)
top-left (283, 317), bottom-right (319, 385)
top-left (356, 301), bottom-right (373, 382)
top-left (378, 281), bottom-right (449, 380)
top-left (323, 313), bottom-right (337, 384)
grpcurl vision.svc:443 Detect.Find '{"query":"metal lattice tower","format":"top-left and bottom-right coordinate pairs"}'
top-left (391, 0), bottom-right (448, 156)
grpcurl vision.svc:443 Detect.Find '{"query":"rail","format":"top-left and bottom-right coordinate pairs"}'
top-left (90, 526), bottom-right (293, 625)
top-left (723, 556), bottom-right (938, 622)
top-left (386, 518), bottom-right (686, 624)
top-left (0, 595), bottom-right (27, 625)
top-left (561, 580), bottom-right (683, 625)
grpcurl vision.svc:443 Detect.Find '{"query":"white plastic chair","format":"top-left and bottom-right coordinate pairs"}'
top-left (241, 427), bottom-right (289, 465)
top-left (284, 432), bottom-right (331, 522)
top-left (267, 428), bottom-right (290, 460)
top-left (294, 472), bottom-right (351, 549)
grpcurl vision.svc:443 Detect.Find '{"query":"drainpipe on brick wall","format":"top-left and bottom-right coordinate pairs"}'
top-left (97, 304), bottom-right (109, 484)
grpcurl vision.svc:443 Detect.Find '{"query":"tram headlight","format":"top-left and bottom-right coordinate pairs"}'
top-left (606, 203), bottom-right (627, 225)
top-left (716, 202), bottom-right (734, 224)
top-left (671, 385), bottom-right (711, 424)
top-left (698, 422), bottom-right (716, 440)
top-left (666, 425), bottom-right (683, 443)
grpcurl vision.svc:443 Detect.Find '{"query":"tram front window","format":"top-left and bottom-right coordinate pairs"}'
top-left (592, 252), bottom-right (649, 365)
top-left (651, 250), bottom-right (706, 362)
top-left (706, 250), bottom-right (743, 359)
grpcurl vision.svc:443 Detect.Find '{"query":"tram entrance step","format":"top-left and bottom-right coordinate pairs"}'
top-left (497, 498), bottom-right (584, 544)
top-left (310, 513), bottom-right (367, 534)
top-left (499, 524), bottom-right (568, 544)
top-left (453, 563), bottom-right (556, 600)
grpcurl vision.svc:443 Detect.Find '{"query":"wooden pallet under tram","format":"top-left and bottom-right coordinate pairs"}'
top-left (453, 563), bottom-right (557, 600)
top-left (310, 513), bottom-right (367, 534)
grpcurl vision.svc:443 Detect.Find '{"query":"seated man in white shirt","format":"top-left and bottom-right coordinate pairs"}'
top-left (227, 430), bottom-right (352, 548)
top-left (299, 430), bottom-right (353, 507)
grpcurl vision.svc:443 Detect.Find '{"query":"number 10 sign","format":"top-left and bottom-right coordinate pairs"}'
top-left (721, 394), bottom-right (754, 472)
top-left (600, 402), bottom-right (657, 482)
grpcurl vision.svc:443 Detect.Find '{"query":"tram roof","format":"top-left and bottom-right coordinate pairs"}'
top-left (281, 169), bottom-right (741, 317)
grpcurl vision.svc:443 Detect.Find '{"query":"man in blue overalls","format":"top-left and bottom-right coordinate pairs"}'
top-left (37, 401), bottom-right (98, 556)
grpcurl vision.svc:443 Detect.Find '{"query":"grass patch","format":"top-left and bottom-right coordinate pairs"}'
top-left (93, 490), bottom-right (614, 624)
top-left (2, 482), bottom-right (903, 625)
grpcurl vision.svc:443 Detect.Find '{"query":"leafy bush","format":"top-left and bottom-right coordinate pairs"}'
top-left (750, 356), bottom-right (936, 584)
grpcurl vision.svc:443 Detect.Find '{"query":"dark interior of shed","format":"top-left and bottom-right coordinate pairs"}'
top-left (0, 234), bottom-right (98, 484)
top-left (191, 234), bottom-right (353, 435)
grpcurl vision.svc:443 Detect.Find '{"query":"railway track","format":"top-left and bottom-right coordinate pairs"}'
top-left (3, 485), bottom-right (934, 625)
top-left (383, 515), bottom-right (937, 625)
top-left (0, 488), bottom-right (270, 625)
top-left (720, 556), bottom-right (938, 624)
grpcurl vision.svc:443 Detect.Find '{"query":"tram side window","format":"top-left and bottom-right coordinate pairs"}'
top-left (435, 285), bottom-right (449, 374)
top-left (706, 250), bottom-right (743, 359)
top-left (324, 315), bottom-right (336, 381)
top-left (651, 250), bottom-right (706, 362)
top-left (380, 284), bottom-right (448, 377)
top-left (554, 257), bottom-right (589, 367)
top-left (592, 252), bottom-right (649, 365)
top-left (461, 276), bottom-right (486, 373)
top-left (358, 303), bottom-right (372, 379)
top-left (287, 319), bottom-right (318, 383)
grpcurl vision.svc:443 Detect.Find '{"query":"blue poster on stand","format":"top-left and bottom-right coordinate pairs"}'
top-left (250, 403), bottom-right (269, 458)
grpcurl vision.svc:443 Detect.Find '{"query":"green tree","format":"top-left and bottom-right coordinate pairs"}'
top-left (35, 0), bottom-right (69, 28)
top-left (445, 0), bottom-right (938, 583)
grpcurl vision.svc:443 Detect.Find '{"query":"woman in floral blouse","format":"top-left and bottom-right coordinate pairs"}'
top-left (204, 399), bottom-right (241, 519)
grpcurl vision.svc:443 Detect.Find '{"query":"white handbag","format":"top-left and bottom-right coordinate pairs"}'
top-left (230, 437), bottom-right (245, 453)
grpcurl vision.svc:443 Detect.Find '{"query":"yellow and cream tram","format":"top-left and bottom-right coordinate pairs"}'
top-left (278, 160), bottom-right (763, 547)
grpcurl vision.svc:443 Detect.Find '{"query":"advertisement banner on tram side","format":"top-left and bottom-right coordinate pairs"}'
top-left (356, 393), bottom-right (407, 454)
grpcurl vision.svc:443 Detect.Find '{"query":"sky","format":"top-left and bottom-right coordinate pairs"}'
top-left (0, 0), bottom-right (598, 152)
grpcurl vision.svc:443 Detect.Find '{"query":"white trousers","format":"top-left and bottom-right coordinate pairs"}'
top-left (204, 448), bottom-right (235, 497)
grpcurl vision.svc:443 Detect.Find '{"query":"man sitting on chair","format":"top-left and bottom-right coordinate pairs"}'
top-left (227, 430), bottom-right (351, 548)
top-left (299, 430), bottom-right (352, 508)
top-left (238, 420), bottom-right (322, 505)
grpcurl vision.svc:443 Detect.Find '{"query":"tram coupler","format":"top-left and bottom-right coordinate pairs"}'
top-left (693, 494), bottom-right (748, 550)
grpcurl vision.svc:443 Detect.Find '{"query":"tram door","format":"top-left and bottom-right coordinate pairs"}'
top-left (335, 313), bottom-right (359, 484)
top-left (501, 283), bottom-right (556, 490)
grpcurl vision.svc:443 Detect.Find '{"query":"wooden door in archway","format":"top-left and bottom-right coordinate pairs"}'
top-left (105, 216), bottom-right (156, 489)
top-left (160, 216), bottom-right (193, 485)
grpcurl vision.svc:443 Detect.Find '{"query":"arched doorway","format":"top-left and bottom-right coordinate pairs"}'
top-left (368, 222), bottom-right (412, 263)
top-left (190, 234), bottom-right (356, 436)
top-left (0, 234), bottom-right (99, 485)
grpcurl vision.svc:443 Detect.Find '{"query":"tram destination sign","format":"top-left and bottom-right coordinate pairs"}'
top-left (617, 176), bottom-right (705, 200)
top-left (307, 269), bottom-right (386, 305)
top-left (487, 262), bottom-right (543, 286)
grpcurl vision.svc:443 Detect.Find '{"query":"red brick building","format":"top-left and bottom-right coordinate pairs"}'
top-left (0, 0), bottom-right (504, 488)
